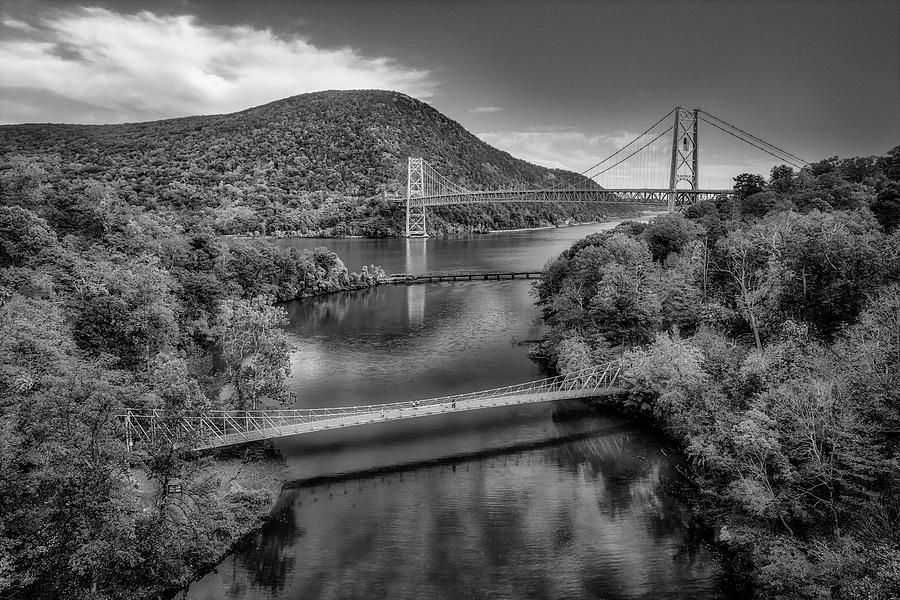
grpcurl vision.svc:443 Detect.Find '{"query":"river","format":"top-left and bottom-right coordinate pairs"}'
top-left (185, 221), bottom-right (732, 599)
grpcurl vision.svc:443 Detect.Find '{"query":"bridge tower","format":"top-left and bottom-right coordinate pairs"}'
top-left (668, 107), bottom-right (699, 211)
top-left (406, 157), bottom-right (428, 237)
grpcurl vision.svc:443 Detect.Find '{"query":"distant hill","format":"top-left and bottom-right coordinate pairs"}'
top-left (0, 90), bottom-right (630, 236)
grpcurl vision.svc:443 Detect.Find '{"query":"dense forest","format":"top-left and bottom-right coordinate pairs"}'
top-left (0, 90), bottom-right (625, 237)
top-left (0, 157), bottom-right (391, 596)
top-left (536, 148), bottom-right (900, 598)
top-left (2, 84), bottom-right (899, 598)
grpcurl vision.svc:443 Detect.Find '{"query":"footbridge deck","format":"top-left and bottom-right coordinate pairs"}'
top-left (123, 362), bottom-right (625, 451)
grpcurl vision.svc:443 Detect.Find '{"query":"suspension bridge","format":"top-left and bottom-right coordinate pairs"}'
top-left (122, 107), bottom-right (810, 452)
top-left (123, 361), bottom-right (624, 451)
top-left (405, 106), bottom-right (809, 236)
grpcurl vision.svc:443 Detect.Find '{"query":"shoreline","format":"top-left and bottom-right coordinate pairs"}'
top-left (222, 213), bottom-right (663, 241)
top-left (584, 397), bottom-right (751, 598)
top-left (167, 445), bottom-right (287, 598)
top-left (486, 220), bottom-right (598, 233)
top-left (174, 211), bottom-right (677, 595)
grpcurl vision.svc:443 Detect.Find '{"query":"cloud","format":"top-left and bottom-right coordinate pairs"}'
top-left (478, 127), bottom-right (639, 168)
top-left (469, 106), bottom-right (503, 113)
top-left (0, 7), bottom-right (435, 124)
top-left (2, 17), bottom-right (36, 32)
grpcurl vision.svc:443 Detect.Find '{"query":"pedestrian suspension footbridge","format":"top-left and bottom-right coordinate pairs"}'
top-left (123, 361), bottom-right (625, 451)
top-left (404, 106), bottom-right (809, 236)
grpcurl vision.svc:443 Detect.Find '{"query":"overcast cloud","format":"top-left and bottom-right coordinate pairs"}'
top-left (0, 7), bottom-right (435, 124)
top-left (0, 1), bottom-right (897, 187)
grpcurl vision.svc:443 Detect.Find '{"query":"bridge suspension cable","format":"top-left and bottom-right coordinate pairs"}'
top-left (589, 124), bottom-right (675, 180)
top-left (500, 108), bottom-right (678, 204)
top-left (543, 107), bottom-right (677, 190)
top-left (696, 109), bottom-right (809, 169)
top-left (404, 105), bottom-right (808, 236)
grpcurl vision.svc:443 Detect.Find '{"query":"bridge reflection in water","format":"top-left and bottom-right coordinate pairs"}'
top-left (405, 238), bottom-right (426, 326)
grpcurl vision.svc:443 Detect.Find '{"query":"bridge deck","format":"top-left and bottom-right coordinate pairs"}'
top-left (192, 387), bottom-right (624, 450)
top-left (413, 188), bottom-right (732, 208)
top-left (124, 363), bottom-right (626, 451)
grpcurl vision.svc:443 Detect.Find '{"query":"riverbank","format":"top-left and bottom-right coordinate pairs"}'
top-left (161, 445), bottom-right (288, 598)
top-left (533, 207), bottom-right (900, 598)
top-left (182, 219), bottom-right (738, 598)
top-left (487, 213), bottom-right (665, 234)
top-left (227, 212), bottom-right (651, 240)
top-left (486, 220), bottom-right (600, 233)
top-left (584, 395), bottom-right (752, 597)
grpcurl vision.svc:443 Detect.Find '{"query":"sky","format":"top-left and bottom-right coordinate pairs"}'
top-left (1, 0), bottom-right (898, 187)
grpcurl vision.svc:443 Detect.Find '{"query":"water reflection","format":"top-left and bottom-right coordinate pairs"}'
top-left (407, 285), bottom-right (425, 327)
top-left (283, 281), bottom-right (549, 409)
top-left (187, 412), bottom-right (724, 600)
top-left (404, 237), bottom-right (428, 274)
top-left (189, 222), bottom-right (728, 599)
top-left (273, 221), bottom-right (631, 275)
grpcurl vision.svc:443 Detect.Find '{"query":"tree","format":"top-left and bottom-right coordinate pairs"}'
top-left (808, 156), bottom-right (839, 177)
top-left (641, 213), bottom-right (704, 262)
top-left (216, 297), bottom-right (291, 410)
top-left (588, 263), bottom-right (662, 347)
top-left (71, 256), bottom-right (180, 368)
top-left (0, 206), bottom-right (59, 268)
top-left (837, 283), bottom-right (900, 431)
top-left (876, 145), bottom-right (900, 181)
top-left (771, 210), bottom-right (886, 335)
top-left (871, 182), bottom-right (900, 232)
top-left (622, 332), bottom-right (709, 434)
top-left (838, 156), bottom-right (879, 184)
top-left (733, 173), bottom-right (767, 200)
top-left (769, 165), bottom-right (796, 194)
top-left (0, 157), bottom-right (49, 208)
top-left (0, 294), bottom-right (139, 597)
top-left (727, 406), bottom-right (794, 531)
top-left (554, 334), bottom-right (594, 375)
top-left (740, 191), bottom-right (791, 219)
top-left (715, 229), bottom-right (770, 350)
top-left (657, 267), bottom-right (704, 334)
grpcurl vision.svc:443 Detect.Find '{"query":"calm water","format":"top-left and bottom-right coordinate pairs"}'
top-left (186, 222), bottom-right (730, 600)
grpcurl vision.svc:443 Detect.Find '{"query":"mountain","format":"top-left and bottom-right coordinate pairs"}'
top-left (0, 90), bottom-right (629, 236)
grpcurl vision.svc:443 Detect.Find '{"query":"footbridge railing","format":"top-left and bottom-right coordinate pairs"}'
top-left (123, 360), bottom-right (626, 451)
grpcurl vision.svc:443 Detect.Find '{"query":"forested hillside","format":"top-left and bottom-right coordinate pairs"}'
top-left (0, 90), bottom-right (618, 237)
top-left (1, 115), bottom-right (396, 595)
top-left (536, 148), bottom-right (900, 598)
top-left (0, 202), bottom-right (387, 597)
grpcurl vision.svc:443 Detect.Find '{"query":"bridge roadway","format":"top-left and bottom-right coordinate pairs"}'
top-left (124, 362), bottom-right (626, 451)
top-left (412, 188), bottom-right (733, 209)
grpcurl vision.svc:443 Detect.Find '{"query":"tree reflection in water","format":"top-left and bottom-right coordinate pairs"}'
top-left (188, 415), bottom-right (727, 600)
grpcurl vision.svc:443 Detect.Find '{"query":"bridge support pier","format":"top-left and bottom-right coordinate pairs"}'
top-left (406, 202), bottom-right (428, 237)
top-left (406, 157), bottom-right (429, 237)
